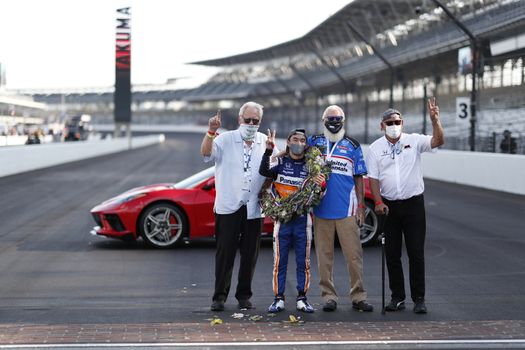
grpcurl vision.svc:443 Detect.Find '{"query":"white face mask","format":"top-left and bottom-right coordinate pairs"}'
top-left (385, 125), bottom-right (402, 139)
top-left (239, 124), bottom-right (259, 141)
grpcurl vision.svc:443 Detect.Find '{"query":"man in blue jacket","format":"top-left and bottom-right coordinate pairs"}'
top-left (308, 105), bottom-right (373, 313)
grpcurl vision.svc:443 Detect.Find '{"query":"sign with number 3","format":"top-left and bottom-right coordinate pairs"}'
top-left (456, 97), bottom-right (470, 124)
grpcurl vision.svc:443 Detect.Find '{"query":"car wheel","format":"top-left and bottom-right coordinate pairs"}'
top-left (360, 200), bottom-right (380, 246)
top-left (138, 203), bottom-right (188, 248)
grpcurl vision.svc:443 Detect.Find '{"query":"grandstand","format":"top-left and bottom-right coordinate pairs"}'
top-left (20, 0), bottom-right (525, 153)
top-left (0, 90), bottom-right (47, 135)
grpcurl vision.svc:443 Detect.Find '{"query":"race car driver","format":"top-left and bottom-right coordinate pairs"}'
top-left (259, 128), bottom-right (326, 313)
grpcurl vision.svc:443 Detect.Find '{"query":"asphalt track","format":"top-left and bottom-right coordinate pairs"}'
top-left (0, 132), bottom-right (524, 348)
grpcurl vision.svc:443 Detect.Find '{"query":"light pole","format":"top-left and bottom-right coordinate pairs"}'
top-left (430, 0), bottom-right (478, 151)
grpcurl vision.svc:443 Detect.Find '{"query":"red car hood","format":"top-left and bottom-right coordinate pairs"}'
top-left (93, 183), bottom-right (176, 210)
top-left (120, 183), bottom-right (175, 195)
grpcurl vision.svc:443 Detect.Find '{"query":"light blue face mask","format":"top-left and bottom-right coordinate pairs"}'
top-left (239, 124), bottom-right (259, 141)
top-left (289, 143), bottom-right (306, 155)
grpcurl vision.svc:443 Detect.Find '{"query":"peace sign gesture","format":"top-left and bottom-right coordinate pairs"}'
top-left (428, 97), bottom-right (440, 122)
top-left (266, 129), bottom-right (276, 150)
top-left (428, 96), bottom-right (445, 148)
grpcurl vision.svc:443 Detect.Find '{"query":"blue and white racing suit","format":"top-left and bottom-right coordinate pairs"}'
top-left (259, 149), bottom-right (313, 297)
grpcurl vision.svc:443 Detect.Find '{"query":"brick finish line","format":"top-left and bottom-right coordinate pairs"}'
top-left (0, 320), bottom-right (523, 345)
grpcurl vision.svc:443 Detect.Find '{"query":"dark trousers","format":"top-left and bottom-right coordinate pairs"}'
top-left (383, 194), bottom-right (426, 302)
top-left (213, 205), bottom-right (262, 303)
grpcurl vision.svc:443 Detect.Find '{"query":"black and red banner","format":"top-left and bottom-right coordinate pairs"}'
top-left (114, 7), bottom-right (131, 123)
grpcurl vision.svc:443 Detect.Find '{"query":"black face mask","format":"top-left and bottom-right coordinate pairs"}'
top-left (324, 121), bottom-right (343, 134)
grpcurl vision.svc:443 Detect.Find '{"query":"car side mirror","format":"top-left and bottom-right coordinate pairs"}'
top-left (202, 179), bottom-right (215, 191)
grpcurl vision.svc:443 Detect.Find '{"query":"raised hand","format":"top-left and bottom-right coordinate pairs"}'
top-left (428, 97), bottom-right (440, 122)
top-left (208, 110), bottom-right (221, 132)
top-left (428, 96), bottom-right (445, 147)
top-left (266, 129), bottom-right (276, 149)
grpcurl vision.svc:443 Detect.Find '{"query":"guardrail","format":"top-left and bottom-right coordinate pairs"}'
top-left (360, 145), bottom-right (525, 196)
top-left (0, 134), bottom-right (165, 178)
top-left (0, 135), bottom-right (54, 146)
top-left (92, 124), bottom-right (209, 133)
top-left (1, 131), bottom-right (523, 196)
top-left (421, 149), bottom-right (525, 196)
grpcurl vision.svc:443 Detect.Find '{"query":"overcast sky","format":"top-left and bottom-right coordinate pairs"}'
top-left (0, 0), bottom-right (351, 90)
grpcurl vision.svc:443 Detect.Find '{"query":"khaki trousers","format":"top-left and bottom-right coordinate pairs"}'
top-left (313, 215), bottom-right (367, 303)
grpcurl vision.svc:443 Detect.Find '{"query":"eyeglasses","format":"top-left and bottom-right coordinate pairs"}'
top-left (384, 120), bottom-right (402, 126)
top-left (326, 116), bottom-right (343, 122)
top-left (242, 117), bottom-right (260, 125)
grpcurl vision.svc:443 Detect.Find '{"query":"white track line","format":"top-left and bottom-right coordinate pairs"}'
top-left (1, 339), bottom-right (525, 348)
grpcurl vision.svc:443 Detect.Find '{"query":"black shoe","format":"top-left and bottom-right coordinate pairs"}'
top-left (385, 299), bottom-right (405, 312)
top-left (413, 300), bottom-right (427, 314)
top-left (211, 300), bottom-right (224, 311)
top-left (352, 300), bottom-right (374, 312)
top-left (322, 299), bottom-right (337, 312)
top-left (238, 299), bottom-right (253, 309)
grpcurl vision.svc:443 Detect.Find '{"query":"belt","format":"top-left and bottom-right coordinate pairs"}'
top-left (383, 193), bottom-right (423, 203)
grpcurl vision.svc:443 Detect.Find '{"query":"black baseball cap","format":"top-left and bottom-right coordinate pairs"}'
top-left (287, 129), bottom-right (308, 140)
top-left (381, 108), bottom-right (402, 121)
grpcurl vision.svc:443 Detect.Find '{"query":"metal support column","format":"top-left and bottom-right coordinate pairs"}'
top-left (364, 98), bottom-right (369, 144)
top-left (310, 48), bottom-right (349, 112)
top-left (431, 0), bottom-right (478, 151)
top-left (289, 63), bottom-right (321, 133)
top-left (346, 21), bottom-right (394, 108)
top-left (422, 83), bottom-right (428, 135)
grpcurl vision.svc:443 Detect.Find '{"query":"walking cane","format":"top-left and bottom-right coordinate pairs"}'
top-left (379, 212), bottom-right (388, 315)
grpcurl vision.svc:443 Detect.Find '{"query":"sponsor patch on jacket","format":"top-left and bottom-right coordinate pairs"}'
top-left (329, 158), bottom-right (354, 176)
top-left (275, 174), bottom-right (304, 198)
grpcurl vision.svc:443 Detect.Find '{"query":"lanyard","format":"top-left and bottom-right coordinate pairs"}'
top-left (243, 143), bottom-right (253, 172)
top-left (326, 140), bottom-right (341, 161)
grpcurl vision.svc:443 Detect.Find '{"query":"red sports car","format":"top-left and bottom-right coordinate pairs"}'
top-left (90, 167), bottom-right (381, 248)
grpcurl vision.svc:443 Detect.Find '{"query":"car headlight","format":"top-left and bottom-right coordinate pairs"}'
top-left (114, 193), bottom-right (147, 204)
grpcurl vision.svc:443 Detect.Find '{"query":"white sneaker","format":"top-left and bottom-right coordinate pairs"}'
top-left (268, 298), bottom-right (285, 313)
top-left (296, 297), bottom-right (314, 313)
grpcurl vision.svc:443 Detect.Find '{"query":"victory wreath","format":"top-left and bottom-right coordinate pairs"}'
top-left (260, 146), bottom-right (331, 223)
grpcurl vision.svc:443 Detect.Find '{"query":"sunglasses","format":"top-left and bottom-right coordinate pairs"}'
top-left (242, 117), bottom-right (260, 125)
top-left (384, 120), bottom-right (402, 126)
top-left (390, 144), bottom-right (403, 159)
top-left (326, 116), bottom-right (343, 122)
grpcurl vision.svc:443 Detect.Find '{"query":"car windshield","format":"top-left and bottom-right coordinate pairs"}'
top-left (172, 166), bottom-right (215, 189)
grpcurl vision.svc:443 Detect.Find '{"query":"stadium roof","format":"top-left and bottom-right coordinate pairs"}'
top-left (190, 0), bottom-right (433, 66)
top-left (182, 0), bottom-right (525, 101)
top-left (28, 0), bottom-right (525, 105)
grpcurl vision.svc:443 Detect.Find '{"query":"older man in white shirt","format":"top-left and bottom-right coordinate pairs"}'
top-left (366, 97), bottom-right (444, 314)
top-left (201, 101), bottom-right (277, 312)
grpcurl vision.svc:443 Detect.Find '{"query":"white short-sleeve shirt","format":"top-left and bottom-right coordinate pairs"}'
top-left (204, 129), bottom-right (273, 219)
top-left (366, 133), bottom-right (436, 201)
